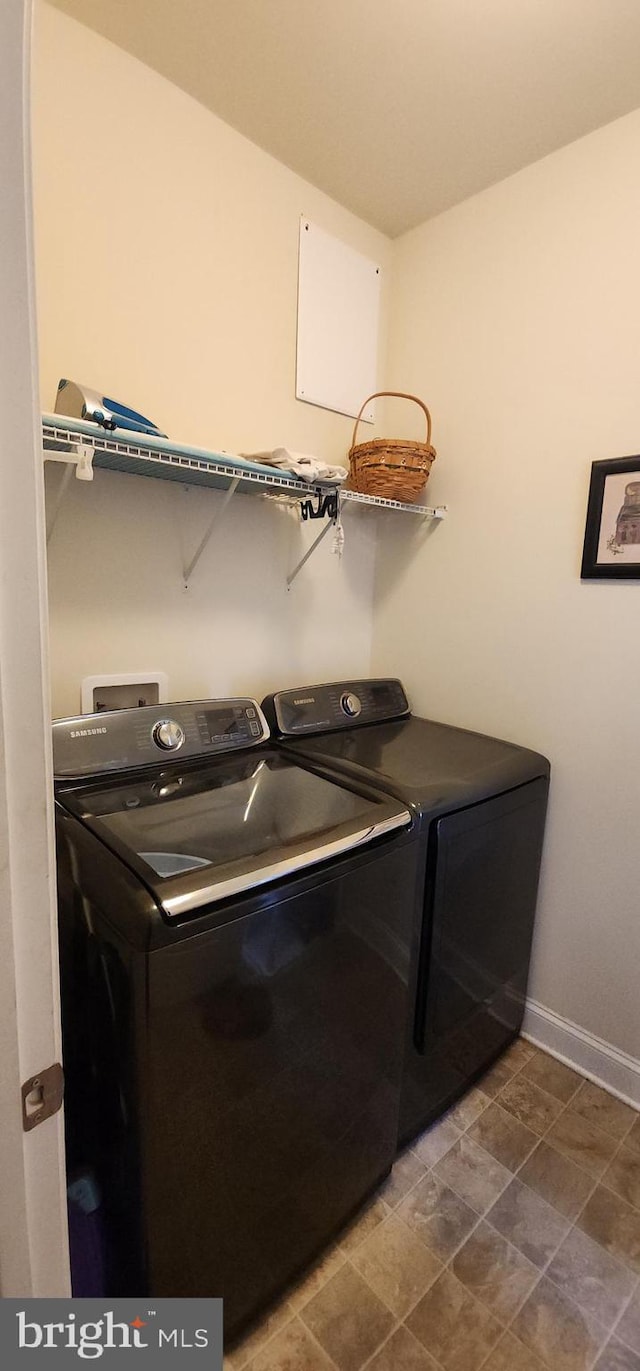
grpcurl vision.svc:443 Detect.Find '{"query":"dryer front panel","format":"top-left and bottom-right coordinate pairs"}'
top-left (401, 777), bottom-right (549, 1142)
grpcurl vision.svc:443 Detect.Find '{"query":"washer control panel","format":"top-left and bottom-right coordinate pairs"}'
top-left (264, 679), bottom-right (409, 737)
top-left (52, 698), bottom-right (269, 779)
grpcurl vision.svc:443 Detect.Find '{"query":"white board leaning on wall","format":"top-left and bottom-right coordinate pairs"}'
top-left (296, 217), bottom-right (381, 422)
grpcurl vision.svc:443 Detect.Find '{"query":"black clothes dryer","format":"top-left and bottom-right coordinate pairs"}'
top-left (53, 697), bottom-right (421, 1339)
top-left (262, 679), bottom-right (550, 1147)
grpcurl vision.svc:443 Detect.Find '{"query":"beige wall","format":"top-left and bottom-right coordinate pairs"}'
top-left (374, 110), bottom-right (640, 1060)
top-left (33, 2), bottom-right (391, 716)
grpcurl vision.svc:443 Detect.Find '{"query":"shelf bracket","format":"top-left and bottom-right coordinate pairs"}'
top-left (183, 476), bottom-right (241, 586)
top-left (44, 440), bottom-right (95, 544)
top-left (287, 489), bottom-right (344, 589)
top-left (286, 518), bottom-right (335, 589)
top-left (43, 438), bottom-right (95, 480)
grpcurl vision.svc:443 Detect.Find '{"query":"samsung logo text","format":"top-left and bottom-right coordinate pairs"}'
top-left (70, 727), bottom-right (108, 738)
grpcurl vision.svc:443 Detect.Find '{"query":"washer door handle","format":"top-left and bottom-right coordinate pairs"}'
top-left (161, 810), bottom-right (413, 918)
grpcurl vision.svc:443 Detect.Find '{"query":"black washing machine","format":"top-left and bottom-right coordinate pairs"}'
top-left (262, 679), bottom-right (550, 1147)
top-left (53, 697), bottom-right (421, 1339)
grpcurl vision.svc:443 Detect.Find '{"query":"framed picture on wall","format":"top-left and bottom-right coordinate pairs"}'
top-left (581, 455), bottom-right (640, 579)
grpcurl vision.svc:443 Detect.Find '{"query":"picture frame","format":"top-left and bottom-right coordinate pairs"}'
top-left (581, 455), bottom-right (640, 579)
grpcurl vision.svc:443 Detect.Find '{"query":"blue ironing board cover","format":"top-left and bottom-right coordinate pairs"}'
top-left (42, 411), bottom-right (298, 482)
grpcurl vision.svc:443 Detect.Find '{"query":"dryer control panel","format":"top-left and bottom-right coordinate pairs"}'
top-left (52, 698), bottom-right (269, 779)
top-left (263, 679), bottom-right (410, 737)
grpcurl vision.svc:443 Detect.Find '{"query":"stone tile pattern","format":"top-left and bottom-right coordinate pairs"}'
top-left (227, 1042), bottom-right (640, 1371)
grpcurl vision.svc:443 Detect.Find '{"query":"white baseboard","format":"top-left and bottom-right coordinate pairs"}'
top-left (523, 999), bottom-right (640, 1111)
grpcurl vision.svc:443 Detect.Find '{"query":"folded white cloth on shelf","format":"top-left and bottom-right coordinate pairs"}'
top-left (242, 447), bottom-right (348, 484)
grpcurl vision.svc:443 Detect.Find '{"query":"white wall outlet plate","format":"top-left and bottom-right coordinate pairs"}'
top-left (81, 672), bottom-right (169, 715)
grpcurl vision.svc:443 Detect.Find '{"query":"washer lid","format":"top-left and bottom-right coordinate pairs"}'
top-left (57, 750), bottom-right (411, 918)
top-left (271, 715), bottom-right (550, 814)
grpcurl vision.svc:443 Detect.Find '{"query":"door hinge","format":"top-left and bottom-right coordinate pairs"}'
top-left (22, 1062), bottom-right (64, 1132)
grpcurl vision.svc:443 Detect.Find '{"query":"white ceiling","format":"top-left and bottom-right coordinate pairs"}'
top-left (48, 0), bottom-right (640, 237)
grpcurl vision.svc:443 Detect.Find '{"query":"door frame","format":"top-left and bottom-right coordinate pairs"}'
top-left (0, 0), bottom-right (70, 1297)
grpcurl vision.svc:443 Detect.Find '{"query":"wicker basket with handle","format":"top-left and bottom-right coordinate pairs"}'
top-left (347, 391), bottom-right (436, 503)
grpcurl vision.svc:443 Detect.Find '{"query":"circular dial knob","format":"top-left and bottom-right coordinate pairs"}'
top-left (152, 719), bottom-right (185, 752)
top-left (340, 691), bottom-right (362, 718)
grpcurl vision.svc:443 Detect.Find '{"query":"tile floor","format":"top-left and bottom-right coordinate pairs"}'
top-left (226, 1039), bottom-right (640, 1371)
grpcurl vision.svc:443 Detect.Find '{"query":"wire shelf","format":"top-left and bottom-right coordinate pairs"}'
top-left (42, 416), bottom-right (446, 518)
